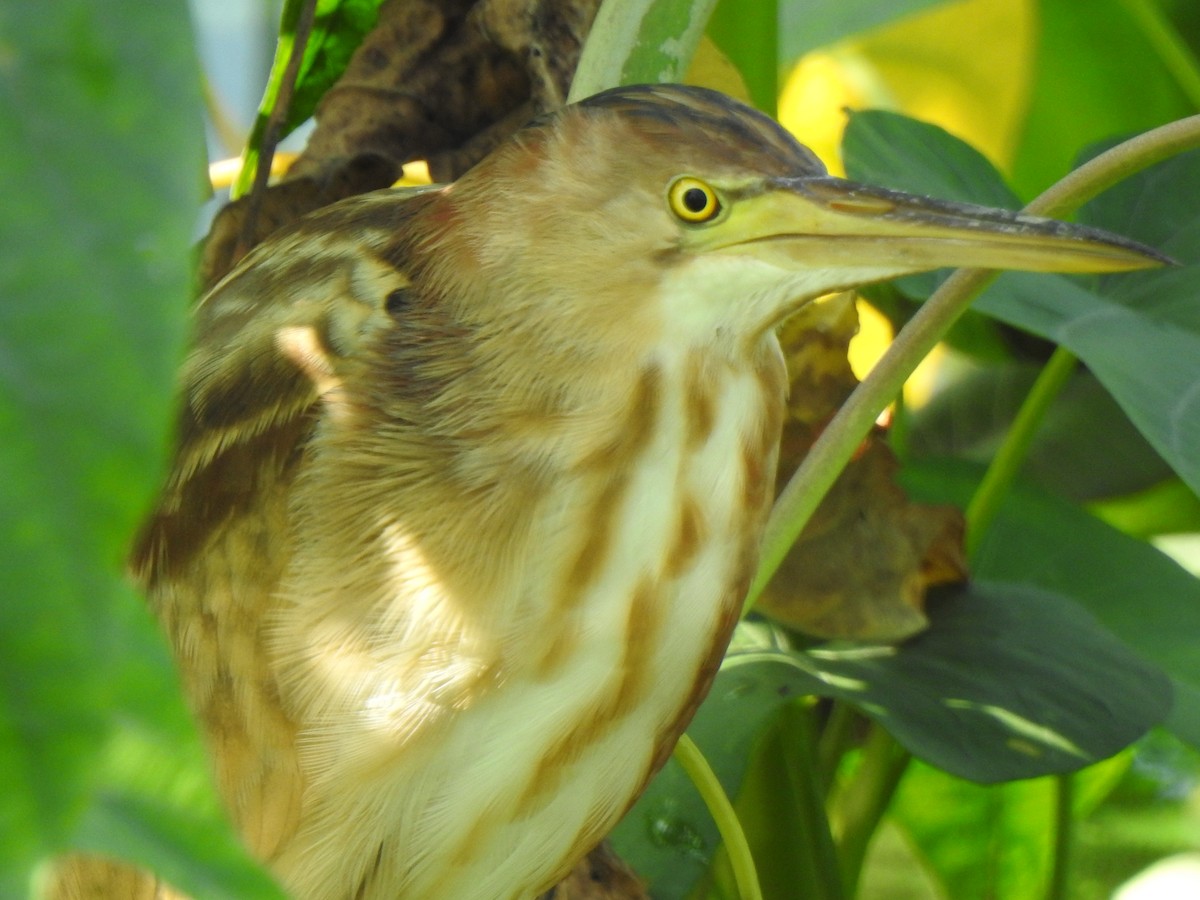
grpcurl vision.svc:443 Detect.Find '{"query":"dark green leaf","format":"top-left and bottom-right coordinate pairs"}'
top-left (842, 108), bottom-right (1020, 207)
top-left (979, 266), bottom-right (1200, 500)
top-left (737, 585), bottom-right (1169, 783)
top-left (907, 363), bottom-right (1173, 500)
top-left (902, 462), bottom-right (1200, 747)
top-left (804, 583), bottom-right (1170, 782)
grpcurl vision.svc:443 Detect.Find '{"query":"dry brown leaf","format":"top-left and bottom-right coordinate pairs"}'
top-left (758, 294), bottom-right (969, 641)
top-left (199, 0), bottom-right (601, 290)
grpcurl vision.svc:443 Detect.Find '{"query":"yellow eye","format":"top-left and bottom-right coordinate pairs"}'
top-left (668, 177), bottom-right (720, 223)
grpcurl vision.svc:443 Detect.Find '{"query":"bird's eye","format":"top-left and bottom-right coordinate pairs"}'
top-left (668, 177), bottom-right (721, 223)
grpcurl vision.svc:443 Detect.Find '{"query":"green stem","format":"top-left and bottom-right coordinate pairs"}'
top-left (1117, 0), bottom-right (1200, 109)
top-left (1045, 774), bottom-right (1075, 900)
top-left (965, 346), bottom-right (1078, 557)
top-left (781, 703), bottom-right (845, 900)
top-left (816, 701), bottom-right (859, 797)
top-left (746, 113), bottom-right (1200, 612)
top-left (674, 734), bottom-right (763, 900)
top-left (833, 725), bottom-right (911, 899)
top-left (232, 0), bottom-right (316, 201)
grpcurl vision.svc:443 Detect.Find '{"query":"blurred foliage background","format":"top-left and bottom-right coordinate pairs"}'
top-left (2, 0), bottom-right (1198, 897)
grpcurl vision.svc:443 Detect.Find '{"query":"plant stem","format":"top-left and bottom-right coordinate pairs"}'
top-left (816, 701), bottom-right (859, 796)
top-left (673, 734), bottom-right (763, 900)
top-left (965, 346), bottom-right (1079, 556)
top-left (747, 113), bottom-right (1200, 611)
top-left (1045, 774), bottom-right (1076, 900)
top-left (782, 703), bottom-right (845, 900)
top-left (833, 725), bottom-right (911, 899)
top-left (233, 0), bottom-right (318, 258)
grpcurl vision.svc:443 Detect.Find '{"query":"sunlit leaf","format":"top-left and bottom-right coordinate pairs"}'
top-left (570, 0), bottom-right (720, 100)
top-left (285, 0), bottom-right (383, 135)
top-left (889, 754), bottom-right (1130, 898)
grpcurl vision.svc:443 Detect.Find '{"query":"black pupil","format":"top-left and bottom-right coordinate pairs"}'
top-left (682, 187), bottom-right (709, 213)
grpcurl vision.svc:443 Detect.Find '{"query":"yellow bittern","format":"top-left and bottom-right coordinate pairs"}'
top-left (52, 85), bottom-right (1164, 899)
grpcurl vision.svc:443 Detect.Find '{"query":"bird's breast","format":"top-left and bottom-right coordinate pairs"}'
top-left (271, 342), bottom-right (785, 899)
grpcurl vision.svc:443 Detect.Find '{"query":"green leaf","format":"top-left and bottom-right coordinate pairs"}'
top-left (907, 363), bottom-right (1174, 501)
top-left (1010, 0), bottom-right (1194, 198)
top-left (0, 1), bottom-right (281, 895)
top-left (842, 108), bottom-right (1021, 207)
top-left (569, 0), bottom-right (721, 101)
top-left (707, 0), bottom-right (778, 114)
top-left (980, 264), bottom-right (1200, 499)
top-left (236, 0), bottom-right (383, 197)
top-left (736, 584), bottom-right (1169, 783)
top-left (889, 754), bottom-right (1130, 899)
top-left (801, 583), bottom-right (1171, 782)
top-left (778, 0), bottom-right (944, 65)
top-left (284, 0), bottom-right (383, 136)
top-left (902, 462), bottom-right (1200, 748)
top-left (842, 109), bottom-right (1200, 500)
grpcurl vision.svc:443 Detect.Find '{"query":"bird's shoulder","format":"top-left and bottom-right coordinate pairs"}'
top-left (131, 187), bottom-right (444, 586)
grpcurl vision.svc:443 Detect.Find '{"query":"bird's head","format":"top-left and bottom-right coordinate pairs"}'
top-left (421, 84), bottom-right (1165, 357)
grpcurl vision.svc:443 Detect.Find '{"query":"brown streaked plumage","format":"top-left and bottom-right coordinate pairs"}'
top-left (49, 84), bottom-right (1165, 900)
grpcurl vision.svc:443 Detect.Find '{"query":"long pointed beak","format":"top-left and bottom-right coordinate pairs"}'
top-left (701, 175), bottom-right (1171, 280)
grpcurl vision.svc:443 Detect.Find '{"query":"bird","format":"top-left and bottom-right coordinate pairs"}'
top-left (48, 84), bottom-right (1165, 900)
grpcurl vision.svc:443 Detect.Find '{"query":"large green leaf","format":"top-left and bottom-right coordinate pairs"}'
top-left (842, 108), bottom-right (1021, 209)
top-left (1010, 0), bottom-right (1194, 198)
top-left (788, 583), bottom-right (1171, 782)
top-left (842, 110), bottom-right (1200, 499)
top-left (612, 580), bottom-right (1169, 895)
top-left (902, 462), bottom-right (1200, 747)
top-left (0, 1), bottom-right (280, 895)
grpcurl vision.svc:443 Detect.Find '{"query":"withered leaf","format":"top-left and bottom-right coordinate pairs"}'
top-left (759, 294), bottom-right (969, 641)
top-left (200, 0), bottom-right (601, 290)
